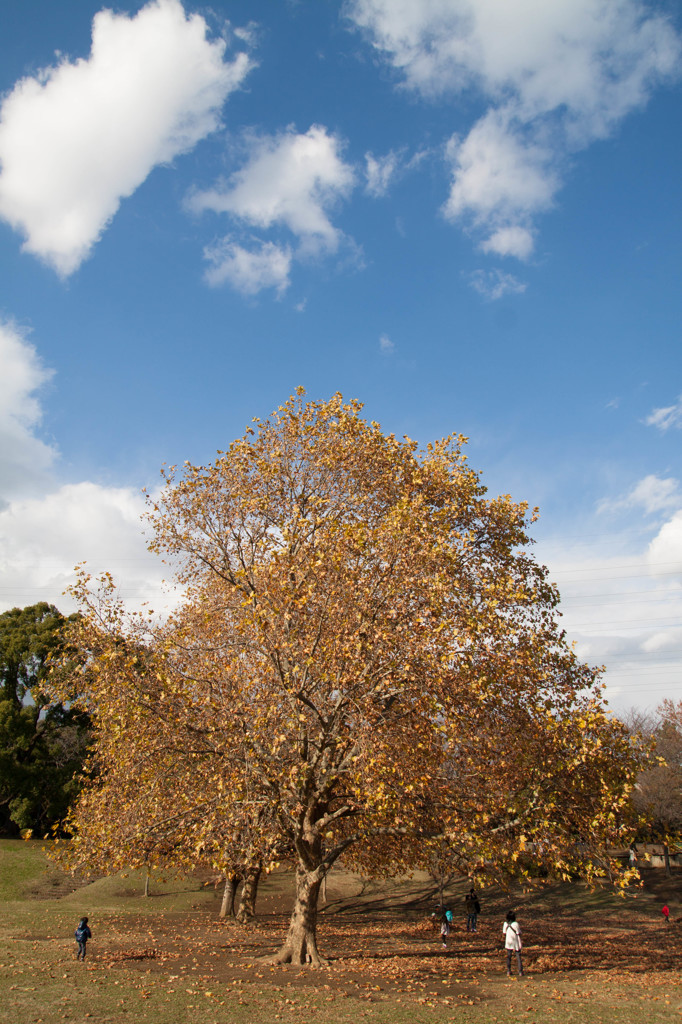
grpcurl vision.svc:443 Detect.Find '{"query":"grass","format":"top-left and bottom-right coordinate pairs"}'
top-left (0, 839), bottom-right (680, 1023)
top-left (0, 839), bottom-right (53, 901)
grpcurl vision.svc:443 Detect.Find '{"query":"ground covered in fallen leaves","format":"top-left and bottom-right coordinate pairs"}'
top-left (1, 841), bottom-right (681, 1023)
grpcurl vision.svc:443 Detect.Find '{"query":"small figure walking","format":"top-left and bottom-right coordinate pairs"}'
top-left (662, 904), bottom-right (670, 924)
top-left (503, 910), bottom-right (523, 977)
top-left (75, 917), bottom-right (91, 961)
top-left (465, 887), bottom-right (480, 932)
top-left (440, 910), bottom-right (451, 949)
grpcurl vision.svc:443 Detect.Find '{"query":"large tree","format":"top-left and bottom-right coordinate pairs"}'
top-left (59, 393), bottom-right (641, 964)
top-left (0, 603), bottom-right (89, 835)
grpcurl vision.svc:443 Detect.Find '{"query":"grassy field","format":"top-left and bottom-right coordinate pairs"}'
top-left (0, 839), bottom-right (680, 1023)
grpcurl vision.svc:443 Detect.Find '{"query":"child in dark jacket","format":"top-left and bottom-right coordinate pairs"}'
top-left (75, 917), bottom-right (92, 961)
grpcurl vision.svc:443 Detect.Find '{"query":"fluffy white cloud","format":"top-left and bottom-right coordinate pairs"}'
top-left (190, 125), bottom-right (355, 253)
top-left (479, 226), bottom-right (535, 261)
top-left (0, 321), bottom-right (57, 505)
top-left (645, 394), bottom-right (682, 431)
top-left (189, 125), bottom-right (355, 292)
top-left (379, 333), bottom-right (395, 353)
top-left (467, 268), bottom-right (526, 300)
top-left (346, 0), bottom-right (680, 257)
top-left (365, 150), bottom-right (400, 196)
top-left (203, 238), bottom-right (292, 295)
top-left (443, 110), bottom-right (557, 247)
top-left (347, 0), bottom-right (679, 110)
top-left (0, 0), bottom-right (252, 276)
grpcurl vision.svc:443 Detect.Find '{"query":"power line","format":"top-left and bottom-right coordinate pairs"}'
top-left (556, 562), bottom-right (682, 572)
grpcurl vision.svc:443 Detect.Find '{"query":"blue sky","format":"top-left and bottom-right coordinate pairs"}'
top-left (1, 0), bottom-right (681, 713)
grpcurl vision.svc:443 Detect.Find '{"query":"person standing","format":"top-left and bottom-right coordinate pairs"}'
top-left (662, 904), bottom-right (670, 924)
top-left (465, 887), bottom-right (480, 932)
top-left (440, 910), bottom-right (451, 949)
top-left (75, 917), bottom-right (92, 961)
top-left (503, 910), bottom-right (523, 977)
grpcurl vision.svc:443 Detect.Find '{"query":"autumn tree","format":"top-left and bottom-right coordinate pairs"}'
top-left (629, 700), bottom-right (682, 874)
top-left (59, 392), bottom-right (641, 964)
top-left (52, 609), bottom-right (279, 915)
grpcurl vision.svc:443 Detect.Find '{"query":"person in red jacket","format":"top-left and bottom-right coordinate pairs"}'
top-left (662, 904), bottom-right (670, 924)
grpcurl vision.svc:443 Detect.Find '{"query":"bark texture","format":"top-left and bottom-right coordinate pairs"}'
top-left (236, 862), bottom-right (261, 922)
top-left (219, 872), bottom-right (241, 918)
top-left (273, 864), bottom-right (323, 965)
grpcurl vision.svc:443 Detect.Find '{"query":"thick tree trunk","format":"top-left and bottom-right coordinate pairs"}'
top-left (236, 862), bottom-right (261, 922)
top-left (219, 872), bottom-right (241, 918)
top-left (273, 862), bottom-right (323, 965)
top-left (663, 843), bottom-right (672, 877)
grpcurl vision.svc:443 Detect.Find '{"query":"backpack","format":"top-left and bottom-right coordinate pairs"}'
top-left (75, 925), bottom-right (88, 942)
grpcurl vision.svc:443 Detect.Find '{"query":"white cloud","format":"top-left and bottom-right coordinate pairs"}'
top-left (379, 333), bottom-right (395, 353)
top-left (480, 225), bottom-right (535, 261)
top-left (649, 509), bottom-right (682, 567)
top-left (0, 0), bottom-right (252, 276)
top-left (443, 110), bottom-right (557, 248)
top-left (467, 268), bottom-right (526, 301)
top-left (0, 321), bottom-right (57, 505)
top-left (0, 483), bottom-right (167, 615)
top-left (599, 475), bottom-right (682, 517)
top-left (645, 394), bottom-right (682, 431)
top-left (534, 528), bottom-right (682, 714)
top-left (365, 150), bottom-right (400, 196)
top-left (0, 321), bottom-right (170, 614)
top-left (189, 125), bottom-right (355, 260)
top-left (346, 0), bottom-right (680, 257)
top-left (203, 238), bottom-right (292, 295)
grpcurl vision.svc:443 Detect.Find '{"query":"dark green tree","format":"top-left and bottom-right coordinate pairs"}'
top-left (0, 603), bottom-right (90, 835)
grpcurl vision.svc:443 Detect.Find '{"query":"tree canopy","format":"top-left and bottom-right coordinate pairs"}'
top-left (55, 392), bottom-right (642, 963)
top-left (0, 603), bottom-right (89, 835)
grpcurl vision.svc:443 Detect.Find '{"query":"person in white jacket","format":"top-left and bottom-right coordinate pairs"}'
top-left (503, 910), bottom-right (523, 977)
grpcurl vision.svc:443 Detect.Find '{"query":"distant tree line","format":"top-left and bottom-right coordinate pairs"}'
top-left (624, 700), bottom-right (682, 874)
top-left (0, 602), bottom-right (90, 836)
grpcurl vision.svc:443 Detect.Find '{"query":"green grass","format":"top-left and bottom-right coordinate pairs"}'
top-left (0, 839), bottom-right (52, 901)
top-left (0, 840), bottom-right (680, 1024)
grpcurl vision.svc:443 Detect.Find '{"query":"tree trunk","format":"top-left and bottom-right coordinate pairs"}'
top-left (219, 872), bottom-right (241, 918)
top-left (663, 843), bottom-right (672, 877)
top-left (273, 862), bottom-right (323, 965)
top-left (144, 866), bottom-right (151, 898)
top-left (236, 862), bottom-right (261, 922)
